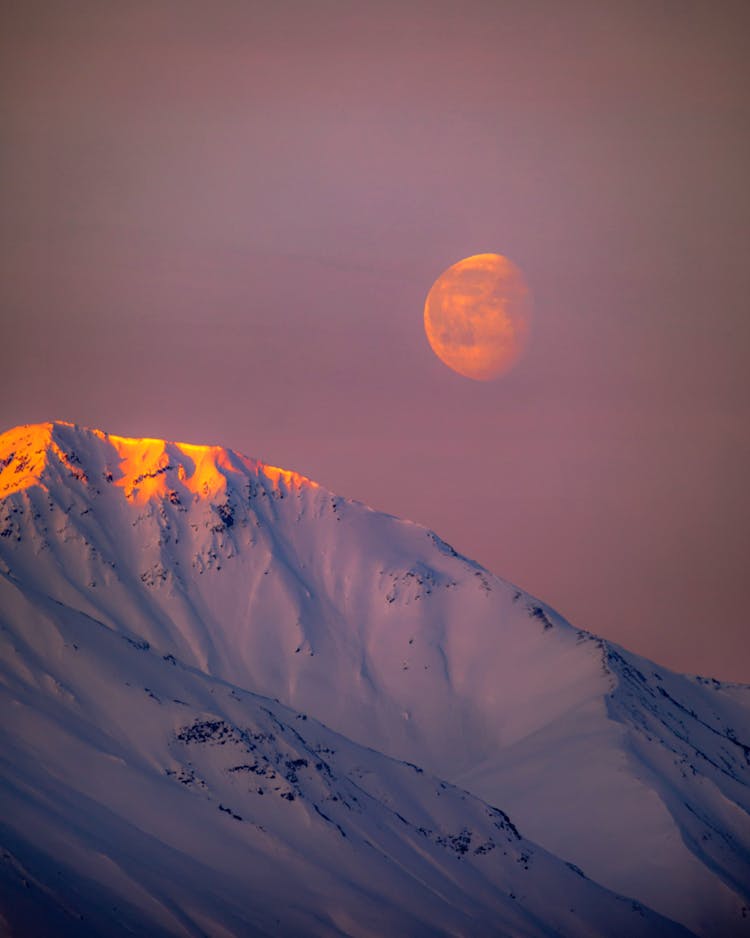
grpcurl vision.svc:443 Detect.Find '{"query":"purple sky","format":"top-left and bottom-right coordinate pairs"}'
top-left (2, 1), bottom-right (749, 680)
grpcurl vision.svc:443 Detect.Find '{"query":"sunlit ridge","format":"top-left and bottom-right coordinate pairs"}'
top-left (0, 421), bottom-right (318, 502)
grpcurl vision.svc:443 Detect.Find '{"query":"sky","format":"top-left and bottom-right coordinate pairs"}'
top-left (2, 0), bottom-right (749, 680)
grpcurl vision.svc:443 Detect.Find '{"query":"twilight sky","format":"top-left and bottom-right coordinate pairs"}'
top-left (2, 1), bottom-right (749, 680)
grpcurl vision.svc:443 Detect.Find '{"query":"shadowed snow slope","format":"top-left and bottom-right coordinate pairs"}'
top-left (0, 421), bottom-right (748, 936)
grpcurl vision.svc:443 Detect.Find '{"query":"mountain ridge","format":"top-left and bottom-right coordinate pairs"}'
top-left (0, 420), bottom-right (319, 501)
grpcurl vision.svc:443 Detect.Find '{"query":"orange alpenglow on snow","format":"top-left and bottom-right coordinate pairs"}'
top-left (0, 421), bottom-right (317, 502)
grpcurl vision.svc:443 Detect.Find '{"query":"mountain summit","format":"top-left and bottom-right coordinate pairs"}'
top-left (1, 421), bottom-right (748, 936)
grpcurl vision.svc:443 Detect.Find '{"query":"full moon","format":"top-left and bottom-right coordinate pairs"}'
top-left (424, 253), bottom-right (531, 381)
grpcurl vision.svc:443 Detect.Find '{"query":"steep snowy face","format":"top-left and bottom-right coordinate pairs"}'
top-left (0, 561), bottom-right (688, 938)
top-left (0, 421), bottom-right (608, 779)
top-left (1, 421), bottom-right (750, 936)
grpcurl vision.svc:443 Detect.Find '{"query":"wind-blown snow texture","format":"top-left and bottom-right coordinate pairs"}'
top-left (0, 421), bottom-right (748, 937)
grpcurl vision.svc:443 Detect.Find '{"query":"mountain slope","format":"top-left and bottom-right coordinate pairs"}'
top-left (0, 575), bottom-right (688, 937)
top-left (1, 421), bottom-right (749, 935)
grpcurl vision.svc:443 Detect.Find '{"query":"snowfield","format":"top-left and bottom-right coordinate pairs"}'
top-left (0, 421), bottom-right (748, 936)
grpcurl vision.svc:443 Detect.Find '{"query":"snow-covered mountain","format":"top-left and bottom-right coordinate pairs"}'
top-left (0, 421), bottom-right (748, 936)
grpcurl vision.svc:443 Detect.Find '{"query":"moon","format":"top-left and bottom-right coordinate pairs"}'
top-left (424, 253), bottom-right (531, 381)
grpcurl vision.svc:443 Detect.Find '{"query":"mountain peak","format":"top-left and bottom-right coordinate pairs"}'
top-left (1, 419), bottom-right (749, 935)
top-left (0, 420), bottom-right (318, 503)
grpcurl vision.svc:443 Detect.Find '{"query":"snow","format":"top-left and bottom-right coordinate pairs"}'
top-left (0, 420), bottom-right (748, 936)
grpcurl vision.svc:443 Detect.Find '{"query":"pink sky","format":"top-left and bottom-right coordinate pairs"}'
top-left (2, 1), bottom-right (749, 679)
